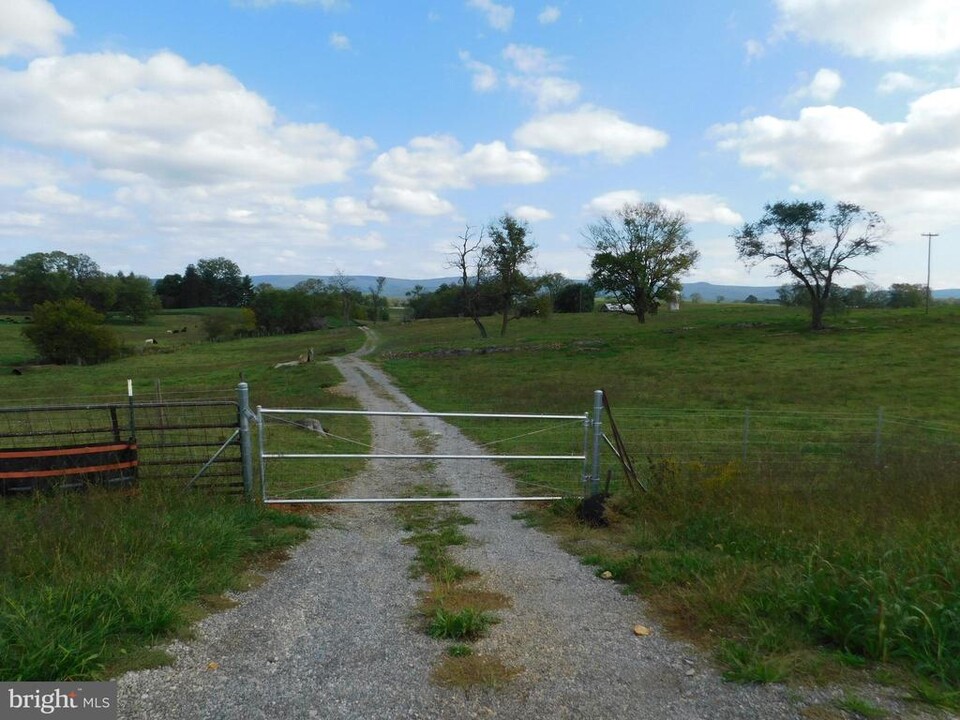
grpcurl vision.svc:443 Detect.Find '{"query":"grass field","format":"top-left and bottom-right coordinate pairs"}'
top-left (0, 315), bottom-right (370, 680)
top-left (373, 303), bottom-right (960, 705)
top-left (3, 302), bottom-right (959, 700)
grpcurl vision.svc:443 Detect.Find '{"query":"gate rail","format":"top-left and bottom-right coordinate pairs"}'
top-left (257, 404), bottom-right (597, 504)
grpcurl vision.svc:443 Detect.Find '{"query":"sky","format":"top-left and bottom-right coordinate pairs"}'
top-left (1, 0), bottom-right (959, 289)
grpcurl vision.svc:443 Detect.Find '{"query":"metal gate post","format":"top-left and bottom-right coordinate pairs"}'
top-left (237, 382), bottom-right (254, 499)
top-left (590, 389), bottom-right (603, 495)
top-left (257, 405), bottom-right (267, 502)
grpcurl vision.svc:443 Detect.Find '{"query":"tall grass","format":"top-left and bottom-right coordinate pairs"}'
top-left (0, 485), bottom-right (312, 680)
top-left (0, 319), bottom-right (370, 680)
top-left (372, 305), bottom-right (960, 698)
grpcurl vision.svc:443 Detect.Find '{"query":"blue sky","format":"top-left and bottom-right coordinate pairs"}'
top-left (1, 0), bottom-right (959, 288)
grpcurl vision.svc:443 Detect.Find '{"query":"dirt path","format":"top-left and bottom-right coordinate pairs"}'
top-left (116, 336), bottom-right (931, 719)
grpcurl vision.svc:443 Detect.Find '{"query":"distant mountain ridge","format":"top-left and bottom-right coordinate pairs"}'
top-left (251, 275), bottom-right (460, 298)
top-left (250, 275), bottom-right (960, 301)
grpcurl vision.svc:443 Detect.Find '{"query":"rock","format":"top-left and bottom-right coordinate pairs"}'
top-left (633, 624), bottom-right (651, 636)
top-left (600, 570), bottom-right (613, 579)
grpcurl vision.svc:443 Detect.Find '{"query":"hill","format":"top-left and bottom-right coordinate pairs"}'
top-left (251, 275), bottom-right (459, 297)
top-left (250, 275), bottom-right (960, 301)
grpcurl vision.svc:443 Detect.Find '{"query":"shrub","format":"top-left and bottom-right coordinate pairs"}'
top-left (22, 299), bottom-right (122, 365)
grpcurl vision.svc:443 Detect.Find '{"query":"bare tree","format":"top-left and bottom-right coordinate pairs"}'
top-left (734, 201), bottom-right (886, 330)
top-left (332, 269), bottom-right (356, 323)
top-left (447, 224), bottom-right (490, 338)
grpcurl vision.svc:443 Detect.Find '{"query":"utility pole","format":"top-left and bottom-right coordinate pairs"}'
top-left (922, 232), bottom-right (938, 314)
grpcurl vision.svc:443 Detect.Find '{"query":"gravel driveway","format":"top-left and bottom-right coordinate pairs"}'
top-left (116, 340), bottom-right (942, 719)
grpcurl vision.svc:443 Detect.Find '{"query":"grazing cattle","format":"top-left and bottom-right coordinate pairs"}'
top-left (144, 338), bottom-right (157, 345)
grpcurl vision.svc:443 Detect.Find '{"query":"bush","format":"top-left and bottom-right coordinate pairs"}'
top-left (201, 311), bottom-right (235, 341)
top-left (554, 283), bottom-right (595, 313)
top-left (22, 299), bottom-right (122, 365)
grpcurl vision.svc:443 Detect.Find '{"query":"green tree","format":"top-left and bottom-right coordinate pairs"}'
top-left (180, 265), bottom-right (202, 308)
top-left (197, 257), bottom-right (246, 307)
top-left (200, 311), bottom-right (235, 341)
top-left (585, 202), bottom-right (699, 324)
top-left (22, 299), bottom-right (121, 365)
top-left (114, 273), bottom-right (161, 323)
top-left (554, 282), bottom-right (595, 313)
top-left (485, 213), bottom-right (536, 337)
top-left (155, 273), bottom-right (183, 308)
top-left (9, 252), bottom-right (91, 308)
top-left (888, 283), bottom-right (926, 309)
top-left (734, 201), bottom-right (885, 330)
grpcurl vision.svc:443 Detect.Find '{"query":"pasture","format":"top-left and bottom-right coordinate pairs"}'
top-left (0, 315), bottom-right (367, 680)
top-left (374, 303), bottom-right (960, 704)
top-left (2, 301), bottom-right (959, 704)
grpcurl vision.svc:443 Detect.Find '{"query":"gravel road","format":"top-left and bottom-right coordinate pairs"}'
top-left (116, 338), bottom-right (943, 719)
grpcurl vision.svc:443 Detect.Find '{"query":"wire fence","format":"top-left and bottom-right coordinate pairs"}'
top-left (0, 395), bottom-right (243, 493)
top-left (603, 407), bottom-right (960, 485)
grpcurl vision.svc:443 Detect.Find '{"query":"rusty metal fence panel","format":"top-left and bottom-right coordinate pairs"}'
top-left (0, 398), bottom-right (243, 493)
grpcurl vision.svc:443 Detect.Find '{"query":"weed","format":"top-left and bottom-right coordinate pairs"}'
top-left (432, 655), bottom-right (522, 688)
top-left (834, 693), bottom-right (886, 718)
top-left (427, 608), bottom-right (495, 641)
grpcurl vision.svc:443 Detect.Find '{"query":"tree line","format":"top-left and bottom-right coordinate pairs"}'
top-left (1, 195), bottom-right (940, 365)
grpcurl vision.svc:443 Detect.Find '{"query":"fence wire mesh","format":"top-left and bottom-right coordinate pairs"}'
top-left (0, 397), bottom-right (243, 492)
top-left (599, 408), bottom-right (960, 487)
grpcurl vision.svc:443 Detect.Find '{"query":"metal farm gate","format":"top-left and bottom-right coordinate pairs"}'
top-left (255, 392), bottom-right (607, 505)
top-left (0, 384), bottom-right (253, 495)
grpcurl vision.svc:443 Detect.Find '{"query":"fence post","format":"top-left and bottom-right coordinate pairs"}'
top-left (126, 379), bottom-right (136, 440)
top-left (742, 408), bottom-right (750, 463)
top-left (237, 382), bottom-right (254, 500)
top-left (875, 407), bottom-right (884, 465)
top-left (590, 389), bottom-right (604, 496)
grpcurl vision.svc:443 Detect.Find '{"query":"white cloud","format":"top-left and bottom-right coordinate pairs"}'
top-left (329, 32), bottom-right (351, 51)
top-left (714, 86), bottom-right (960, 226)
top-left (744, 39), bottom-right (765, 59)
top-left (0, 147), bottom-right (63, 186)
top-left (466, 0), bottom-right (514, 31)
top-left (503, 44), bottom-right (561, 74)
top-left (583, 190), bottom-right (643, 215)
top-left (506, 75), bottom-right (580, 110)
top-left (582, 191), bottom-right (742, 225)
top-left (515, 106), bottom-right (669, 162)
top-left (369, 135), bottom-right (547, 216)
top-left (500, 45), bottom-right (579, 109)
top-left (0, 211), bottom-right (44, 228)
top-left (775, 0), bottom-right (960, 59)
top-left (512, 204), bottom-right (552, 222)
top-left (877, 71), bottom-right (931, 94)
top-left (459, 51), bottom-right (498, 92)
top-left (538, 6), bottom-right (560, 24)
top-left (341, 230), bottom-right (386, 250)
top-left (0, 0), bottom-right (72, 58)
top-left (0, 51), bottom-right (375, 188)
top-left (658, 195), bottom-right (743, 225)
top-left (370, 186), bottom-right (455, 216)
top-left (790, 68), bottom-right (843, 103)
top-left (371, 134), bottom-right (548, 190)
top-left (331, 196), bottom-right (387, 225)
